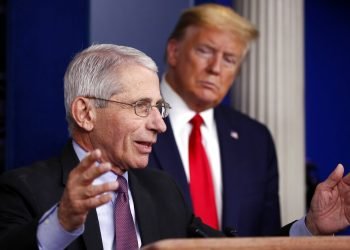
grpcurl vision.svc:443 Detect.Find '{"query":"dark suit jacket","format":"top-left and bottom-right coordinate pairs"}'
top-left (148, 105), bottom-right (281, 236)
top-left (0, 142), bottom-right (222, 250)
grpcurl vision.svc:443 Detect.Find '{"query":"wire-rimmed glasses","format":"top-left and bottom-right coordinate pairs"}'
top-left (86, 97), bottom-right (171, 118)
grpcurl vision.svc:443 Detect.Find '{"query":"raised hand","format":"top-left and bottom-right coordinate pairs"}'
top-left (306, 164), bottom-right (350, 235)
top-left (58, 149), bottom-right (119, 231)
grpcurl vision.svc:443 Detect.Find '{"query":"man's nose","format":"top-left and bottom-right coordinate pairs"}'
top-left (207, 54), bottom-right (222, 75)
top-left (148, 107), bottom-right (167, 133)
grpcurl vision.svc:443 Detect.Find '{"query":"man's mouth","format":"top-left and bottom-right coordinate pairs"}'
top-left (135, 141), bottom-right (155, 153)
top-left (199, 80), bottom-right (218, 90)
top-left (138, 141), bottom-right (152, 147)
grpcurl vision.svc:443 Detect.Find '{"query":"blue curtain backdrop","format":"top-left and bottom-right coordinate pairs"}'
top-left (305, 0), bottom-right (350, 182)
top-left (305, 0), bottom-right (350, 234)
top-left (6, 0), bottom-right (89, 169)
top-left (195, 0), bottom-right (233, 6)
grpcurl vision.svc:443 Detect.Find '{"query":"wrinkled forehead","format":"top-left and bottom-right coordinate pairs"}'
top-left (181, 25), bottom-right (249, 56)
top-left (111, 64), bottom-right (161, 101)
top-left (184, 24), bottom-right (249, 45)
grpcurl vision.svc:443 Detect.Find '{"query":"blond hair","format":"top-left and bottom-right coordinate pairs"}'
top-left (168, 3), bottom-right (258, 43)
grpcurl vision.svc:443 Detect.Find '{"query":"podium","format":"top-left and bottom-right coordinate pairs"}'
top-left (141, 236), bottom-right (350, 250)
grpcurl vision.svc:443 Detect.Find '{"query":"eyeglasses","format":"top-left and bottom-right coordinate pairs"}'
top-left (87, 97), bottom-right (171, 118)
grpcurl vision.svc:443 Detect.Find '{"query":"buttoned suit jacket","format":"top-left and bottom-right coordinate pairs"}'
top-left (0, 142), bottom-right (221, 250)
top-left (148, 105), bottom-right (281, 236)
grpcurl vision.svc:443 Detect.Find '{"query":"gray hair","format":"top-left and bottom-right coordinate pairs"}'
top-left (64, 44), bottom-right (158, 133)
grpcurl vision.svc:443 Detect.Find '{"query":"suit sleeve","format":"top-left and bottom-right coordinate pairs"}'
top-left (0, 173), bottom-right (40, 250)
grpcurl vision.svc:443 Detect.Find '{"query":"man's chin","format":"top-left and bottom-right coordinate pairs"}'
top-left (130, 157), bottom-right (149, 170)
top-left (193, 98), bottom-right (220, 111)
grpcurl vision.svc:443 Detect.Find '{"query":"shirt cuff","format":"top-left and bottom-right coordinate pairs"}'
top-left (37, 204), bottom-right (84, 250)
top-left (289, 216), bottom-right (312, 236)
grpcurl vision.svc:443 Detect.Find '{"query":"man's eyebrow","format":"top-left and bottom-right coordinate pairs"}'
top-left (197, 43), bottom-right (215, 50)
top-left (133, 97), bottom-right (165, 103)
top-left (198, 43), bottom-right (240, 58)
top-left (220, 51), bottom-right (236, 58)
top-left (130, 97), bottom-right (150, 102)
top-left (156, 98), bottom-right (166, 104)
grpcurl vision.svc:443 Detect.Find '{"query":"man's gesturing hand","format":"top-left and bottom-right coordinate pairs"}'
top-left (306, 164), bottom-right (350, 235)
top-left (58, 149), bottom-right (119, 231)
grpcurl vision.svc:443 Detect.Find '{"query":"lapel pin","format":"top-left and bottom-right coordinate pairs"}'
top-left (230, 131), bottom-right (239, 140)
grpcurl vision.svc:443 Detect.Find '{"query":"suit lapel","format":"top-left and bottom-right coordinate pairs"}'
top-left (82, 210), bottom-right (103, 250)
top-left (60, 141), bottom-right (80, 186)
top-left (152, 118), bottom-right (192, 207)
top-left (128, 170), bottom-right (159, 246)
top-left (214, 107), bottom-right (241, 229)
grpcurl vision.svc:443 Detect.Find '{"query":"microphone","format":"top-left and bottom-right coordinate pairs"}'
top-left (224, 227), bottom-right (239, 237)
top-left (188, 221), bottom-right (209, 238)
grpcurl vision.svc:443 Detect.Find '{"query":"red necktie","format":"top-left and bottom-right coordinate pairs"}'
top-left (189, 114), bottom-right (219, 229)
top-left (115, 175), bottom-right (138, 250)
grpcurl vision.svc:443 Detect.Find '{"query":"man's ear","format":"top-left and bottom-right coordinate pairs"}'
top-left (167, 39), bottom-right (180, 67)
top-left (71, 97), bottom-right (95, 132)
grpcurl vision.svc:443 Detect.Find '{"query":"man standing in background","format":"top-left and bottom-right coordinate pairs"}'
top-left (148, 3), bottom-right (280, 236)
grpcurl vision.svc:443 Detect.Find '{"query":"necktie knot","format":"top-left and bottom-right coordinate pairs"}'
top-left (190, 114), bottom-right (204, 128)
top-left (117, 175), bottom-right (128, 194)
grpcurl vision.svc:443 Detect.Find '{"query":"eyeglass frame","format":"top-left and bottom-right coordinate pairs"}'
top-left (85, 96), bottom-right (171, 118)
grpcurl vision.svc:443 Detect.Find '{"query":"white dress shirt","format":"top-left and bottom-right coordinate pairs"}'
top-left (161, 76), bottom-right (223, 229)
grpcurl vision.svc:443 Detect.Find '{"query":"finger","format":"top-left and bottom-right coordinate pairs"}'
top-left (83, 181), bottom-right (119, 199)
top-left (322, 164), bottom-right (344, 189)
top-left (340, 164), bottom-right (350, 185)
top-left (75, 149), bottom-right (102, 174)
top-left (84, 193), bottom-right (114, 209)
top-left (80, 162), bottom-right (112, 185)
